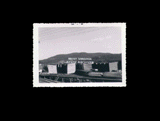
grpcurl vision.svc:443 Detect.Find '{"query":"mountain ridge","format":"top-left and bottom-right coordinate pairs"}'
top-left (39, 52), bottom-right (122, 64)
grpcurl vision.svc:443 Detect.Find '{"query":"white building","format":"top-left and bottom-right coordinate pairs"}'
top-left (109, 62), bottom-right (118, 72)
top-left (47, 65), bottom-right (57, 74)
top-left (67, 63), bottom-right (76, 74)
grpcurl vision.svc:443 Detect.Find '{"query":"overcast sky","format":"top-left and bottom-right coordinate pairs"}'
top-left (39, 27), bottom-right (122, 60)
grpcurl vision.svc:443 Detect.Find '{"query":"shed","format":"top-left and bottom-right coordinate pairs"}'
top-left (47, 65), bottom-right (57, 74)
top-left (67, 63), bottom-right (76, 74)
top-left (76, 63), bottom-right (92, 71)
top-left (109, 62), bottom-right (118, 72)
top-left (92, 63), bottom-right (109, 72)
top-left (57, 64), bottom-right (67, 73)
top-left (98, 63), bottom-right (109, 72)
top-left (57, 63), bottom-right (76, 74)
top-left (83, 63), bottom-right (92, 71)
top-left (76, 63), bottom-right (83, 70)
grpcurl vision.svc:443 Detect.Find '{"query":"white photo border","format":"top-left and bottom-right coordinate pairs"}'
top-left (33, 23), bottom-right (126, 87)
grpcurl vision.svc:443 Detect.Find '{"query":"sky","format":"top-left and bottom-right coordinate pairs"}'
top-left (39, 27), bottom-right (122, 60)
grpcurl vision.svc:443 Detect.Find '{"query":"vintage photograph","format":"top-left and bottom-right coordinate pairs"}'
top-left (33, 23), bottom-right (126, 87)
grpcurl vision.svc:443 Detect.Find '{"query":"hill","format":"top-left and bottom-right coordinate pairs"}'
top-left (39, 52), bottom-right (122, 64)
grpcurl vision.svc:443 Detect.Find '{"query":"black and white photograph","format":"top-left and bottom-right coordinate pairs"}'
top-left (33, 23), bottom-right (126, 87)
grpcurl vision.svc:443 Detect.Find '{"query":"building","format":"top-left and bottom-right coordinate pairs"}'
top-left (45, 60), bottom-right (122, 74)
top-left (76, 63), bottom-right (83, 70)
top-left (57, 64), bottom-right (67, 73)
top-left (76, 63), bottom-right (92, 71)
top-left (92, 61), bottom-right (121, 72)
top-left (92, 63), bottom-right (109, 72)
top-left (83, 63), bottom-right (92, 71)
top-left (67, 63), bottom-right (76, 74)
top-left (47, 64), bottom-right (57, 74)
top-left (109, 62), bottom-right (118, 72)
top-left (109, 61), bottom-right (122, 72)
top-left (57, 63), bottom-right (76, 74)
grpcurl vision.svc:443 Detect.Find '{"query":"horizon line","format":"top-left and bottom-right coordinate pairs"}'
top-left (39, 52), bottom-right (122, 61)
